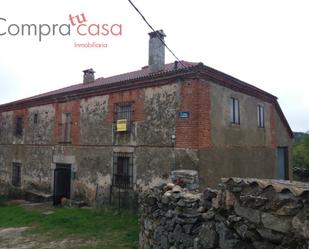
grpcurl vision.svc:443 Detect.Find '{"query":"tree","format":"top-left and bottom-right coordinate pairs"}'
top-left (293, 132), bottom-right (309, 170)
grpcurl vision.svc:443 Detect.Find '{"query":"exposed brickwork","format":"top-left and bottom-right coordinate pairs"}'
top-left (270, 105), bottom-right (277, 148)
top-left (176, 79), bottom-right (212, 149)
top-left (106, 89), bottom-right (145, 123)
top-left (197, 80), bottom-right (212, 148)
top-left (53, 100), bottom-right (80, 145)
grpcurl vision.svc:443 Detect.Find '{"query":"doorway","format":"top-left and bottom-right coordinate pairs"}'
top-left (53, 163), bottom-right (71, 205)
top-left (277, 147), bottom-right (289, 180)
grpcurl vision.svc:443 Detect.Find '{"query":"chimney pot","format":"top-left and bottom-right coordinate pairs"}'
top-left (148, 30), bottom-right (166, 73)
top-left (83, 68), bottom-right (95, 84)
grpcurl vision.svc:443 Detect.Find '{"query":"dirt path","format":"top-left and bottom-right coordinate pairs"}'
top-left (0, 227), bottom-right (98, 249)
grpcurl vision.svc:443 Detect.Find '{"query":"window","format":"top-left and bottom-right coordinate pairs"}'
top-left (114, 103), bottom-right (133, 132)
top-left (34, 113), bottom-right (38, 124)
top-left (112, 152), bottom-right (133, 188)
top-left (257, 105), bottom-right (265, 128)
top-left (230, 97), bottom-right (240, 124)
top-left (62, 113), bottom-right (72, 143)
top-left (12, 162), bottom-right (21, 187)
top-left (15, 117), bottom-right (23, 136)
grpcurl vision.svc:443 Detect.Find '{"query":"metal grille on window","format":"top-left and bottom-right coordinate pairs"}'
top-left (15, 117), bottom-right (23, 136)
top-left (114, 103), bottom-right (133, 132)
top-left (12, 162), bottom-right (21, 187)
top-left (112, 152), bottom-right (133, 189)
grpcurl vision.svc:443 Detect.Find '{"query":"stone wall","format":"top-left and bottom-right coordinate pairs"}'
top-left (0, 180), bottom-right (8, 196)
top-left (139, 178), bottom-right (309, 249)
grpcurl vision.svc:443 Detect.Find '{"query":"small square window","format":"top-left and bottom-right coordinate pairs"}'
top-left (12, 162), bottom-right (21, 187)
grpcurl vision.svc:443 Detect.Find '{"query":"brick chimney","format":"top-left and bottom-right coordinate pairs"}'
top-left (148, 30), bottom-right (166, 73)
top-left (83, 68), bottom-right (95, 84)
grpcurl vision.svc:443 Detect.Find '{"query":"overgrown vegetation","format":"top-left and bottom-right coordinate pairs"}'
top-left (0, 203), bottom-right (139, 249)
top-left (293, 132), bottom-right (309, 170)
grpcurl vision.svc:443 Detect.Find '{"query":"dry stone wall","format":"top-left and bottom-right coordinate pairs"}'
top-left (139, 178), bottom-right (309, 249)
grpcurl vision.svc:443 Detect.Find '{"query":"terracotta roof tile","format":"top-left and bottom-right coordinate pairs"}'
top-left (17, 61), bottom-right (198, 103)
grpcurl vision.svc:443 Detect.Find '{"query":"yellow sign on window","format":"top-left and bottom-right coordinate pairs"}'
top-left (117, 119), bottom-right (127, 132)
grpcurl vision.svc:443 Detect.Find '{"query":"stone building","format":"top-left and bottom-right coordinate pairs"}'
top-left (0, 30), bottom-right (293, 204)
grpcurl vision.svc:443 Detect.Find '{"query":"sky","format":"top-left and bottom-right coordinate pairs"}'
top-left (0, 0), bottom-right (308, 132)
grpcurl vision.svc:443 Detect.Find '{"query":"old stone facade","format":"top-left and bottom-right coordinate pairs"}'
top-left (0, 30), bottom-right (293, 205)
top-left (139, 178), bottom-right (309, 249)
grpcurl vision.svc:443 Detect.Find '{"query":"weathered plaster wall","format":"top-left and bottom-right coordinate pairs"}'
top-left (273, 108), bottom-right (291, 147)
top-left (25, 105), bottom-right (55, 144)
top-left (80, 95), bottom-right (110, 145)
top-left (74, 146), bottom-right (113, 203)
top-left (0, 143), bottom-right (52, 195)
top-left (272, 107), bottom-right (293, 179)
top-left (200, 81), bottom-right (292, 187)
top-left (135, 147), bottom-right (174, 189)
top-left (199, 147), bottom-right (276, 187)
top-left (22, 146), bottom-right (52, 192)
top-left (138, 83), bottom-right (179, 146)
top-left (0, 145), bottom-right (12, 183)
top-left (209, 82), bottom-right (272, 147)
top-left (0, 111), bottom-right (13, 144)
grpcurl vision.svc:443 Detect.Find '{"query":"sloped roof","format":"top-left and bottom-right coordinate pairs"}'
top-left (0, 61), bottom-right (293, 137)
top-left (9, 61), bottom-right (198, 104)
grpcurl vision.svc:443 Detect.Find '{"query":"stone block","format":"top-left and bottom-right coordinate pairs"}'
top-left (198, 222), bottom-right (218, 249)
top-left (292, 215), bottom-right (309, 238)
top-left (261, 212), bottom-right (291, 233)
top-left (256, 228), bottom-right (283, 244)
top-left (234, 203), bottom-right (261, 224)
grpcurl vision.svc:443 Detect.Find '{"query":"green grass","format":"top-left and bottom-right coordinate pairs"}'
top-left (0, 203), bottom-right (139, 249)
